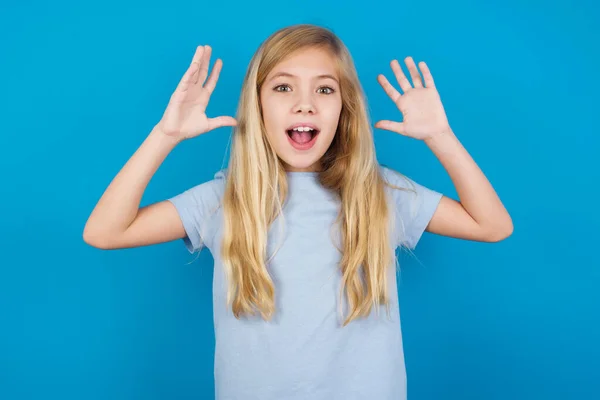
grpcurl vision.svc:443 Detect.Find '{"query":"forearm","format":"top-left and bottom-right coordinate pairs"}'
top-left (425, 128), bottom-right (513, 233)
top-left (83, 125), bottom-right (179, 238)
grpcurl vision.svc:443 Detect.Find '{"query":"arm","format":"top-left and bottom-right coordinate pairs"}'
top-left (376, 56), bottom-right (512, 243)
top-left (82, 127), bottom-right (184, 249)
top-left (424, 129), bottom-right (513, 242)
top-left (83, 45), bottom-right (236, 249)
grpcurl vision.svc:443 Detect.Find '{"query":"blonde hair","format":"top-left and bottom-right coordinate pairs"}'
top-left (221, 24), bottom-right (398, 326)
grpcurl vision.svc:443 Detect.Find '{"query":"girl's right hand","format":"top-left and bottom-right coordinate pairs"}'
top-left (157, 45), bottom-right (237, 142)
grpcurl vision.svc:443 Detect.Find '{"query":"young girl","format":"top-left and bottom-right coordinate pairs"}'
top-left (84, 24), bottom-right (512, 400)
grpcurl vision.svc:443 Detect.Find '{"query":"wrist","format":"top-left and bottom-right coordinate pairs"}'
top-left (424, 127), bottom-right (456, 147)
top-left (151, 124), bottom-right (183, 147)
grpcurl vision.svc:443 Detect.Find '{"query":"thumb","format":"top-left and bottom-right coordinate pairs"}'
top-left (375, 120), bottom-right (405, 135)
top-left (207, 116), bottom-right (237, 131)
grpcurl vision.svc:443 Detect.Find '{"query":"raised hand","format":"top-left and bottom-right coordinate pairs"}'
top-left (375, 57), bottom-right (450, 141)
top-left (157, 45), bottom-right (237, 142)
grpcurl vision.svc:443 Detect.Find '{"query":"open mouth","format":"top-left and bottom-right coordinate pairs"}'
top-left (286, 126), bottom-right (320, 150)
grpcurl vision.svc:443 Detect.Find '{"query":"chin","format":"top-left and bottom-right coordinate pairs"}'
top-left (280, 155), bottom-right (322, 172)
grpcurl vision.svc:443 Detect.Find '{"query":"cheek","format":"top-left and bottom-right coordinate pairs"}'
top-left (263, 107), bottom-right (282, 131)
top-left (260, 96), bottom-right (275, 126)
top-left (261, 98), bottom-right (286, 140)
top-left (323, 100), bottom-right (343, 128)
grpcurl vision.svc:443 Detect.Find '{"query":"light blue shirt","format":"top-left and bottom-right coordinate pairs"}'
top-left (168, 165), bottom-right (442, 400)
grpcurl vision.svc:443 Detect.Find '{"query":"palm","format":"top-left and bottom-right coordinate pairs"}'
top-left (162, 93), bottom-right (211, 138)
top-left (375, 57), bottom-right (450, 140)
top-left (158, 45), bottom-right (236, 141)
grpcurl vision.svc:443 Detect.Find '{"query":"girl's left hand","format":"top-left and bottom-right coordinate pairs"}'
top-left (375, 57), bottom-right (450, 141)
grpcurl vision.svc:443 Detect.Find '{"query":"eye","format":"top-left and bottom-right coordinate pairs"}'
top-left (273, 84), bottom-right (291, 92)
top-left (318, 86), bottom-right (335, 95)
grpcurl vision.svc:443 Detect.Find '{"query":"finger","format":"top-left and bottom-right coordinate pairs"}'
top-left (196, 45), bottom-right (212, 85)
top-left (377, 74), bottom-right (402, 103)
top-left (390, 60), bottom-right (412, 92)
top-left (188, 45), bottom-right (206, 84)
top-left (175, 61), bottom-right (200, 93)
top-left (174, 46), bottom-right (204, 93)
top-left (418, 61), bottom-right (435, 88)
top-left (404, 57), bottom-right (423, 88)
top-left (191, 45), bottom-right (205, 65)
top-left (207, 116), bottom-right (237, 131)
top-left (374, 120), bottom-right (406, 135)
top-left (203, 58), bottom-right (223, 94)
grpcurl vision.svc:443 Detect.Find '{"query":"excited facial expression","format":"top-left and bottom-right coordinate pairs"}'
top-left (260, 47), bottom-right (343, 172)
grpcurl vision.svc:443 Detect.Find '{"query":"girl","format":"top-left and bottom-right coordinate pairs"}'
top-left (84, 24), bottom-right (512, 400)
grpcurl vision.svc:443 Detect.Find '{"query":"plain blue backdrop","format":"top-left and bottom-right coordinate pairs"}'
top-left (1, 0), bottom-right (599, 399)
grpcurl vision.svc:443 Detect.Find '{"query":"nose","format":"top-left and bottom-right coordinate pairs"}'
top-left (292, 91), bottom-right (316, 114)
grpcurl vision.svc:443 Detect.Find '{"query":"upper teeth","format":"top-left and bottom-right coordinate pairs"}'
top-left (292, 126), bottom-right (314, 132)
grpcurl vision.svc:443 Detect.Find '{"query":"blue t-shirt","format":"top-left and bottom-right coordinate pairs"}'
top-left (168, 165), bottom-right (442, 400)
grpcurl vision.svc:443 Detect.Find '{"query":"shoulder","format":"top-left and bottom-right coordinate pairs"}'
top-left (378, 164), bottom-right (442, 204)
top-left (378, 164), bottom-right (444, 247)
top-left (378, 164), bottom-right (419, 194)
top-left (185, 169), bottom-right (227, 198)
top-left (167, 169), bottom-right (228, 253)
top-left (168, 169), bottom-right (227, 215)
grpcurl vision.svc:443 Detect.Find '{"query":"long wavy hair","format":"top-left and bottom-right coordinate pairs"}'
top-left (221, 24), bottom-right (398, 326)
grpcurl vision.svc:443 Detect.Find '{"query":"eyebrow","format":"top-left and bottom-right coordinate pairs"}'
top-left (268, 71), bottom-right (339, 84)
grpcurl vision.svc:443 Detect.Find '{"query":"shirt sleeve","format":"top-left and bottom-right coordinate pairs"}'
top-left (382, 166), bottom-right (443, 249)
top-left (167, 170), bottom-right (226, 254)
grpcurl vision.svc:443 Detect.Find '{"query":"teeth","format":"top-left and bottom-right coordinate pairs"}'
top-left (292, 127), bottom-right (314, 132)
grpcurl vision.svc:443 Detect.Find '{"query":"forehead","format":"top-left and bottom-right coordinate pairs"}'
top-left (268, 47), bottom-right (339, 80)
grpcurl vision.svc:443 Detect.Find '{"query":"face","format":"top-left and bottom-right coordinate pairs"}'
top-left (260, 47), bottom-right (342, 172)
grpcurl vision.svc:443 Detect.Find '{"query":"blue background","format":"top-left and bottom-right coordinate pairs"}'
top-left (1, 0), bottom-right (599, 399)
